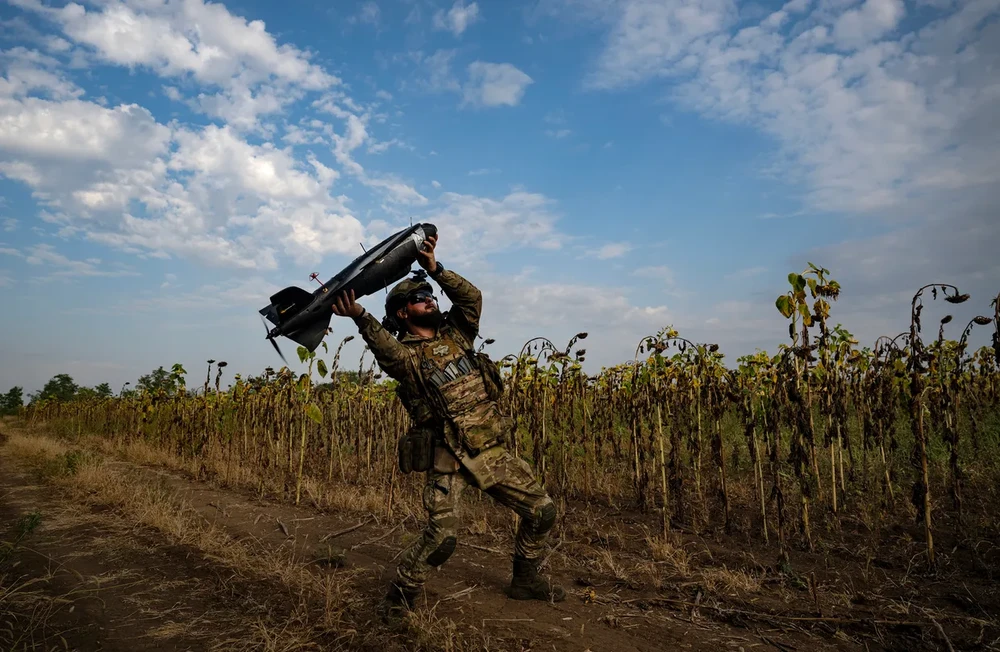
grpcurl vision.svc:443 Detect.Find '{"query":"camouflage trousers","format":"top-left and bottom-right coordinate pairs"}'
top-left (394, 446), bottom-right (556, 593)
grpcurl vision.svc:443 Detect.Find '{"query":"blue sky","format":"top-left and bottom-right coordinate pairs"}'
top-left (1, 0), bottom-right (998, 397)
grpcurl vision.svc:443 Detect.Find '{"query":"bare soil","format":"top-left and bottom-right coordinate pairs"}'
top-left (1, 421), bottom-right (997, 651)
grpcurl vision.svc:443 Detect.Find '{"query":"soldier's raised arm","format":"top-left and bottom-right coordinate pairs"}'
top-left (416, 234), bottom-right (482, 341)
top-left (430, 264), bottom-right (481, 340)
top-left (331, 290), bottom-right (413, 382)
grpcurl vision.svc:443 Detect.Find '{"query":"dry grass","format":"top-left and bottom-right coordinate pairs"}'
top-left (698, 566), bottom-right (762, 596)
top-left (0, 503), bottom-right (98, 651)
top-left (73, 432), bottom-right (423, 524)
top-left (0, 571), bottom-right (79, 651)
top-left (4, 432), bottom-right (346, 645)
top-left (646, 534), bottom-right (692, 578)
top-left (2, 429), bottom-right (521, 652)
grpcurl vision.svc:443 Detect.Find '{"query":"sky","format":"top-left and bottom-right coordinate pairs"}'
top-left (0, 0), bottom-right (998, 397)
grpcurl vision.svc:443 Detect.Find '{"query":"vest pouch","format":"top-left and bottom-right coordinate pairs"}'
top-left (471, 350), bottom-right (504, 401)
top-left (397, 434), bottom-right (412, 474)
top-left (398, 426), bottom-right (436, 474)
top-left (455, 402), bottom-right (508, 456)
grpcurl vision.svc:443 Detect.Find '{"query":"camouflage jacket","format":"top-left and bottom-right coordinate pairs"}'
top-left (351, 265), bottom-right (511, 487)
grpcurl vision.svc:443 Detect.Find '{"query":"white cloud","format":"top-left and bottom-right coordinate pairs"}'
top-left (23, 243), bottom-right (141, 280)
top-left (470, 273), bottom-right (673, 369)
top-left (316, 102), bottom-right (428, 205)
top-left (574, 0), bottom-right (1000, 216)
top-left (2, 219), bottom-right (17, 232)
top-left (401, 52), bottom-right (532, 110)
top-left (354, 1), bottom-right (381, 27)
top-left (424, 191), bottom-right (564, 266)
top-left (0, 89), bottom-right (370, 268)
top-left (0, 96), bottom-right (169, 163)
top-left (17, 0), bottom-right (336, 89)
top-left (596, 242), bottom-right (631, 259)
top-left (832, 0), bottom-right (906, 50)
top-left (545, 128), bottom-right (572, 138)
top-left (433, 1), bottom-right (481, 37)
top-left (0, 46), bottom-right (82, 99)
top-left (461, 62), bottom-right (533, 108)
top-left (116, 276), bottom-right (284, 314)
top-left (14, 0), bottom-right (338, 131)
top-left (406, 49), bottom-right (462, 94)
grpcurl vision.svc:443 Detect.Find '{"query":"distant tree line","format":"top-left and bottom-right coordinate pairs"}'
top-left (0, 365), bottom-right (384, 415)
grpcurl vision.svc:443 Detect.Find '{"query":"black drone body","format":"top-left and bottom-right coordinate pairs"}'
top-left (259, 222), bottom-right (437, 361)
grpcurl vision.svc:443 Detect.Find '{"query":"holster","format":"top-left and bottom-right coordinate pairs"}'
top-left (397, 426), bottom-right (436, 474)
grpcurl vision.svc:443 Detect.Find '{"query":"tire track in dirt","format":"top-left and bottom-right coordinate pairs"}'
top-left (0, 425), bottom-right (869, 651)
top-left (109, 458), bottom-right (714, 651)
top-left (0, 459), bottom-right (305, 650)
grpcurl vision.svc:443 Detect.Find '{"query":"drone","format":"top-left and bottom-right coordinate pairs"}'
top-left (259, 222), bottom-right (437, 363)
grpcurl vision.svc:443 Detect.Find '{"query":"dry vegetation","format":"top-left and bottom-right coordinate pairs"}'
top-left (4, 270), bottom-right (1000, 651)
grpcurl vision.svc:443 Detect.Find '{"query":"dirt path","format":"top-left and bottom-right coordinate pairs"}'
top-left (2, 423), bottom-right (994, 651)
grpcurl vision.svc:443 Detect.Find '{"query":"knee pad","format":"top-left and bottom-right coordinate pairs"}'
top-left (425, 535), bottom-right (457, 567)
top-left (532, 501), bottom-right (556, 535)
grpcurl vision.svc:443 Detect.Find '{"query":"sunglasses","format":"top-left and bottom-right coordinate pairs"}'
top-left (407, 291), bottom-right (437, 305)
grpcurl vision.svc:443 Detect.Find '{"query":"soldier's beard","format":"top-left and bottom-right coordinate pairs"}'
top-left (409, 309), bottom-right (443, 329)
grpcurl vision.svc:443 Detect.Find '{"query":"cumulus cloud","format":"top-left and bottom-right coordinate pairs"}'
top-left (0, 0), bottom-right (442, 270)
top-left (574, 0), bottom-right (1000, 216)
top-left (461, 61), bottom-right (533, 108)
top-left (401, 51), bottom-right (532, 109)
top-left (12, 0), bottom-right (338, 130)
top-left (424, 191), bottom-right (564, 266)
top-left (433, 1), bottom-right (481, 37)
top-left (17, 0), bottom-right (336, 89)
top-left (0, 46), bottom-right (81, 99)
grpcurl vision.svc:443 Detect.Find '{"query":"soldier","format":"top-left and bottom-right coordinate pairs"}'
top-left (330, 231), bottom-right (565, 615)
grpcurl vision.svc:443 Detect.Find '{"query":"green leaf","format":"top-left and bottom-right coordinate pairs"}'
top-left (776, 295), bottom-right (793, 318)
top-left (297, 346), bottom-right (309, 364)
top-left (807, 278), bottom-right (817, 296)
top-left (305, 403), bottom-right (322, 425)
top-left (798, 302), bottom-right (813, 327)
top-left (316, 359), bottom-right (328, 378)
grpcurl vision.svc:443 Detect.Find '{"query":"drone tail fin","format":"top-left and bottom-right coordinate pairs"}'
top-left (261, 286), bottom-right (315, 327)
top-left (284, 313), bottom-right (333, 353)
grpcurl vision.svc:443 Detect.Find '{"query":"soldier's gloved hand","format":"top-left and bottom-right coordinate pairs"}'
top-left (331, 289), bottom-right (365, 319)
top-left (417, 234), bottom-right (438, 273)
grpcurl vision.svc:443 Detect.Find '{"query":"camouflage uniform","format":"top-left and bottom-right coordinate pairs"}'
top-left (350, 264), bottom-right (561, 602)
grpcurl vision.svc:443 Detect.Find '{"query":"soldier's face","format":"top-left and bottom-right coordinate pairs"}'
top-left (399, 290), bottom-right (440, 327)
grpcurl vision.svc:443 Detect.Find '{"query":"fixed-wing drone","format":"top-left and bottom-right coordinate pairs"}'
top-left (259, 222), bottom-right (437, 363)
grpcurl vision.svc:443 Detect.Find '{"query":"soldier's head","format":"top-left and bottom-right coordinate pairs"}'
top-left (384, 274), bottom-right (442, 335)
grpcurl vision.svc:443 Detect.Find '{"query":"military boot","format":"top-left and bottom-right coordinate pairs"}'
top-left (506, 556), bottom-right (566, 602)
top-left (379, 582), bottom-right (420, 623)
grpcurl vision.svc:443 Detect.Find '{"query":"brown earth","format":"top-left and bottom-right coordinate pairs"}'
top-left (1, 420), bottom-right (997, 651)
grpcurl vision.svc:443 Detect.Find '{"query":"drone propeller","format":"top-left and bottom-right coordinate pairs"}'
top-left (260, 314), bottom-right (288, 366)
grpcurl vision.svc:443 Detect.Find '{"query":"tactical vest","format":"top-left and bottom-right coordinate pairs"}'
top-left (400, 327), bottom-right (508, 456)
